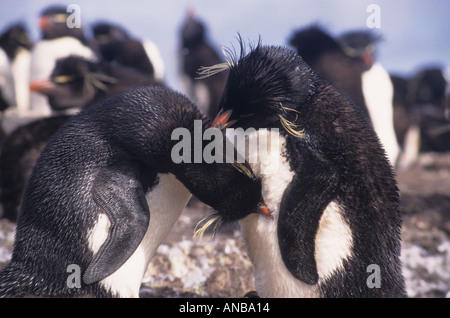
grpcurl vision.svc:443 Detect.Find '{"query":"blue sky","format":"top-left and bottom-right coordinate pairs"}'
top-left (1, 0), bottom-right (449, 92)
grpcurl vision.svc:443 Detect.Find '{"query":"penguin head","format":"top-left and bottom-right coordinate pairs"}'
top-left (0, 24), bottom-right (32, 59)
top-left (409, 68), bottom-right (447, 107)
top-left (30, 55), bottom-right (116, 110)
top-left (288, 25), bottom-right (342, 66)
top-left (339, 30), bottom-right (382, 67)
top-left (39, 5), bottom-right (87, 43)
top-left (180, 9), bottom-right (206, 50)
top-left (193, 161), bottom-right (271, 239)
top-left (92, 22), bottom-right (129, 61)
top-left (192, 112), bottom-right (272, 238)
top-left (214, 41), bottom-right (317, 135)
top-left (92, 22), bottom-right (129, 42)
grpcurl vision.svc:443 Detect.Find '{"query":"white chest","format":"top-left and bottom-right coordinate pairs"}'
top-left (238, 130), bottom-right (353, 297)
top-left (239, 131), bottom-right (316, 297)
top-left (89, 173), bottom-right (191, 297)
top-left (362, 63), bottom-right (400, 165)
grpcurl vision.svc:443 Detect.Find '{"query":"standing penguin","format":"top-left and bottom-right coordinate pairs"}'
top-left (0, 45), bottom-right (14, 113)
top-left (212, 42), bottom-right (406, 297)
top-left (92, 22), bottom-right (165, 82)
top-left (29, 5), bottom-right (96, 116)
top-left (289, 26), bottom-right (400, 167)
top-left (339, 30), bottom-right (400, 166)
top-left (179, 10), bottom-right (227, 119)
top-left (289, 26), bottom-right (369, 118)
top-left (0, 85), bottom-right (267, 297)
top-left (0, 24), bottom-right (32, 113)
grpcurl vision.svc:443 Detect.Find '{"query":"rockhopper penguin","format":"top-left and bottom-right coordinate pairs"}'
top-left (92, 22), bottom-right (165, 82)
top-left (0, 24), bottom-right (32, 113)
top-left (30, 55), bottom-right (161, 112)
top-left (0, 85), bottom-right (268, 297)
top-left (29, 5), bottom-right (96, 116)
top-left (213, 42), bottom-right (406, 297)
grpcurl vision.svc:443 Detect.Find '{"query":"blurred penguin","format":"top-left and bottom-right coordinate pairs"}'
top-left (339, 30), bottom-right (401, 167)
top-left (289, 26), bottom-right (400, 167)
top-left (0, 43), bottom-right (14, 114)
top-left (29, 5), bottom-right (96, 117)
top-left (408, 69), bottom-right (449, 152)
top-left (92, 22), bottom-right (164, 82)
top-left (30, 54), bottom-right (161, 111)
top-left (289, 26), bottom-right (369, 118)
top-left (391, 74), bottom-right (412, 153)
top-left (179, 9), bottom-right (227, 119)
top-left (393, 68), bottom-right (449, 169)
top-left (0, 24), bottom-right (32, 113)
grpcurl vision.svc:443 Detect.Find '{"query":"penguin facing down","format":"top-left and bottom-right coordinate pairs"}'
top-left (0, 86), bottom-right (267, 297)
top-left (212, 42), bottom-right (406, 297)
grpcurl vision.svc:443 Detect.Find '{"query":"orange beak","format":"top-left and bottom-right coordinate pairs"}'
top-left (38, 16), bottom-right (53, 31)
top-left (362, 52), bottom-right (373, 66)
top-left (30, 78), bottom-right (55, 94)
top-left (211, 109), bottom-right (237, 129)
top-left (259, 205), bottom-right (273, 219)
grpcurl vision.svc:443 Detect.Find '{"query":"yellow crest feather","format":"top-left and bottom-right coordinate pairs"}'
top-left (278, 114), bottom-right (305, 138)
top-left (278, 104), bottom-right (305, 138)
top-left (231, 162), bottom-right (256, 180)
top-left (195, 46), bottom-right (234, 79)
top-left (193, 215), bottom-right (220, 241)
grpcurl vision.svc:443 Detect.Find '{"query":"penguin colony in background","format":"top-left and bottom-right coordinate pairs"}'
top-left (0, 5), bottom-right (165, 134)
top-left (0, 5), bottom-right (166, 222)
top-left (0, 24), bottom-right (32, 114)
top-left (92, 22), bottom-right (165, 82)
top-left (28, 6), bottom-right (97, 117)
top-left (0, 4), bottom-right (447, 298)
top-left (289, 26), bottom-right (401, 167)
top-left (179, 11), bottom-right (228, 119)
top-left (1, 55), bottom-right (161, 221)
top-left (391, 68), bottom-right (450, 167)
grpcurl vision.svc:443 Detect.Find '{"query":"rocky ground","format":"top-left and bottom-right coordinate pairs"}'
top-left (1, 152), bottom-right (449, 298)
top-left (397, 153), bottom-right (450, 298)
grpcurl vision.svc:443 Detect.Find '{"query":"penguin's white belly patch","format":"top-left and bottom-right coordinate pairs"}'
top-left (242, 201), bottom-right (353, 297)
top-left (88, 173), bottom-right (191, 297)
top-left (315, 201), bottom-right (353, 281)
top-left (239, 130), bottom-right (353, 297)
top-left (88, 213), bottom-right (111, 255)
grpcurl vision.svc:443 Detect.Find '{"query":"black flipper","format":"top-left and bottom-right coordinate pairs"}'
top-left (83, 161), bottom-right (150, 284)
top-left (277, 162), bottom-right (338, 285)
